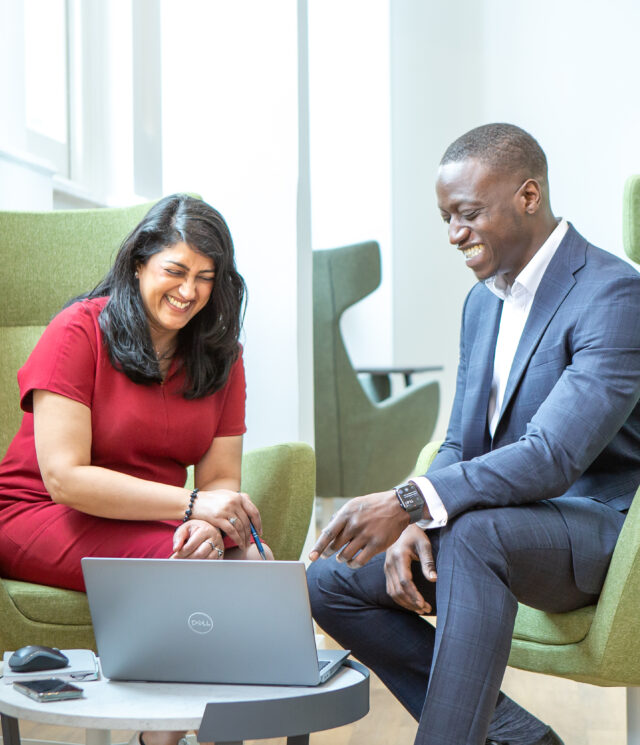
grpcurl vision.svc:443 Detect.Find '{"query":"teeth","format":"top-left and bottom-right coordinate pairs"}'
top-left (166, 296), bottom-right (190, 310)
top-left (463, 244), bottom-right (484, 259)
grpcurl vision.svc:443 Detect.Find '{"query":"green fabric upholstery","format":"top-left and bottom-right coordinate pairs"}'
top-left (0, 582), bottom-right (95, 653)
top-left (623, 175), bottom-right (640, 263)
top-left (241, 442), bottom-right (315, 562)
top-left (314, 241), bottom-right (440, 497)
top-left (415, 439), bottom-right (640, 687)
top-left (510, 486), bottom-right (640, 686)
top-left (0, 203), bottom-right (157, 456)
top-left (0, 205), bottom-right (316, 656)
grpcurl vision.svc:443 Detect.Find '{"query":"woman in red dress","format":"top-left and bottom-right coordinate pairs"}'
top-left (0, 194), bottom-right (271, 745)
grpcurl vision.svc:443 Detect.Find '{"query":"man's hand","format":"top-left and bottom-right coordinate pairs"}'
top-left (309, 490), bottom-right (411, 568)
top-left (384, 525), bottom-right (436, 614)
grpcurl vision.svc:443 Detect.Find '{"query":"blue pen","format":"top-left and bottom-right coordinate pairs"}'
top-left (250, 521), bottom-right (267, 560)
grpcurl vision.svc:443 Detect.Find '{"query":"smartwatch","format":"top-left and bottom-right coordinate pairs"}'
top-left (394, 481), bottom-right (426, 524)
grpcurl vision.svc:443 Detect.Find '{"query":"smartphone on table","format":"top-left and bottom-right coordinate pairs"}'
top-left (13, 678), bottom-right (84, 702)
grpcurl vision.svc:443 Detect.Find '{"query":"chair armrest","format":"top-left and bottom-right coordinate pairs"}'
top-left (578, 483), bottom-right (640, 683)
top-left (182, 443), bottom-right (316, 559)
top-left (241, 442), bottom-right (315, 561)
top-left (355, 365), bottom-right (444, 376)
top-left (413, 440), bottom-right (444, 477)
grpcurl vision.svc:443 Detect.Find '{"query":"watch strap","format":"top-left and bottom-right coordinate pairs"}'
top-left (394, 481), bottom-right (426, 524)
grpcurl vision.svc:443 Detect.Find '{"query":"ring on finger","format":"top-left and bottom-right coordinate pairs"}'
top-left (229, 516), bottom-right (238, 526)
top-left (207, 540), bottom-right (223, 558)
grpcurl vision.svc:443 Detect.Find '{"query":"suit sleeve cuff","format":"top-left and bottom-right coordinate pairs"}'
top-left (411, 476), bottom-right (448, 529)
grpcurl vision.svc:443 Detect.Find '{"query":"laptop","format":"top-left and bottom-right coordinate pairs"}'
top-left (81, 558), bottom-right (350, 686)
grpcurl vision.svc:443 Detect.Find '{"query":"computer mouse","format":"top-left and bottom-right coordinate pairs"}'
top-left (8, 645), bottom-right (69, 673)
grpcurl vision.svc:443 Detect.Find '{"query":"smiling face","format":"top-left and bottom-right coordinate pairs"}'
top-left (436, 158), bottom-right (542, 285)
top-left (136, 241), bottom-right (215, 347)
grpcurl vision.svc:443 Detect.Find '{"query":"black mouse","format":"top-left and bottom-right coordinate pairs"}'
top-left (8, 645), bottom-right (69, 673)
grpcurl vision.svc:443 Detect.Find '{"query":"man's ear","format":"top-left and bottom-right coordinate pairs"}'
top-left (518, 178), bottom-right (542, 215)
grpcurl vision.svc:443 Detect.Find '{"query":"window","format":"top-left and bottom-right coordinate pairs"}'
top-left (24, 0), bottom-right (70, 177)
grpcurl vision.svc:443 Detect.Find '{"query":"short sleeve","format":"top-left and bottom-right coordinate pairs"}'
top-left (214, 349), bottom-right (247, 437)
top-left (19, 302), bottom-right (99, 413)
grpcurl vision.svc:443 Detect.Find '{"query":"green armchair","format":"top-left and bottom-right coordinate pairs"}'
top-left (313, 241), bottom-right (440, 498)
top-left (416, 429), bottom-right (640, 742)
top-left (0, 205), bottom-right (315, 655)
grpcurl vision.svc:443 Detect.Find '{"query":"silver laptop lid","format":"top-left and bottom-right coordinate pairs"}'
top-left (82, 558), bottom-right (329, 686)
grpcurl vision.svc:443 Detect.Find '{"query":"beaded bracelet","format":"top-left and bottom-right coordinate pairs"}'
top-left (183, 488), bottom-right (200, 522)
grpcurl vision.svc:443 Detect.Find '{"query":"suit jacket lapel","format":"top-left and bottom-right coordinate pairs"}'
top-left (495, 225), bottom-right (587, 433)
top-left (462, 292), bottom-right (502, 458)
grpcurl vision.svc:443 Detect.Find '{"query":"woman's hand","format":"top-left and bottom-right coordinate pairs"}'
top-left (193, 489), bottom-right (262, 549)
top-left (171, 519), bottom-right (225, 560)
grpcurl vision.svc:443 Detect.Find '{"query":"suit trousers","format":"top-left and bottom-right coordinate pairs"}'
top-left (307, 499), bottom-right (625, 745)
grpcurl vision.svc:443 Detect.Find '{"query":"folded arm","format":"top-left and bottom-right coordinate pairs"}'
top-left (33, 390), bottom-right (258, 548)
top-left (428, 276), bottom-right (640, 516)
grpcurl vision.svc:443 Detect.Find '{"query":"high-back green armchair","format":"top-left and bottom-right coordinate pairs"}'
top-left (0, 203), bottom-right (157, 457)
top-left (0, 205), bottom-right (315, 655)
top-left (313, 241), bottom-right (440, 498)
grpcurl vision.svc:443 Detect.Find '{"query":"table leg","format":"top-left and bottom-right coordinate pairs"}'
top-left (1, 714), bottom-right (21, 745)
top-left (85, 728), bottom-right (111, 745)
top-left (286, 736), bottom-right (309, 745)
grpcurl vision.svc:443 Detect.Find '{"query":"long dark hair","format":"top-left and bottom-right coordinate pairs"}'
top-left (85, 194), bottom-right (246, 399)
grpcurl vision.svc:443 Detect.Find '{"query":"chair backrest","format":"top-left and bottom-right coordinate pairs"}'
top-left (0, 202), bottom-right (155, 457)
top-left (623, 174), bottom-right (640, 263)
top-left (313, 241), bottom-right (382, 496)
top-left (586, 173), bottom-right (640, 681)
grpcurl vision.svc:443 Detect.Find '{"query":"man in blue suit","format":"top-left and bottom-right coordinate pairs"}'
top-left (307, 123), bottom-right (640, 745)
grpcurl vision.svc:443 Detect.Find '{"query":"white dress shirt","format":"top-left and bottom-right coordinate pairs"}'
top-left (411, 219), bottom-right (569, 528)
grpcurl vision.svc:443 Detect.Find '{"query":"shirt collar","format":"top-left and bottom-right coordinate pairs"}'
top-left (485, 218), bottom-right (569, 302)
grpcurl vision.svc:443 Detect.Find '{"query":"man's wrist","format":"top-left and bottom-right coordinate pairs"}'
top-left (394, 481), bottom-right (430, 524)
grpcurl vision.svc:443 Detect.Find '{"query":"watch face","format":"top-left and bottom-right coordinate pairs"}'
top-left (401, 493), bottom-right (422, 510)
top-left (396, 484), bottom-right (424, 513)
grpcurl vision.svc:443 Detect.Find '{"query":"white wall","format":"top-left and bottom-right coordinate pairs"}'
top-left (308, 0), bottom-right (393, 367)
top-left (161, 0), bottom-right (313, 452)
top-left (481, 0), bottom-right (640, 259)
top-left (389, 0), bottom-right (482, 436)
top-left (387, 0), bottom-right (640, 437)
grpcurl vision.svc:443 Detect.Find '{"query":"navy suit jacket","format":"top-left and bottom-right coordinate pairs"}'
top-left (427, 225), bottom-right (640, 593)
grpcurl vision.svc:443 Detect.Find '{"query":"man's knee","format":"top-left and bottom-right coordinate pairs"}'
top-left (439, 509), bottom-right (511, 570)
top-left (307, 553), bottom-right (388, 622)
top-left (306, 555), bottom-right (351, 620)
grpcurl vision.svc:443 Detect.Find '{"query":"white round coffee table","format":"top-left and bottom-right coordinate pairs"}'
top-left (0, 661), bottom-right (369, 745)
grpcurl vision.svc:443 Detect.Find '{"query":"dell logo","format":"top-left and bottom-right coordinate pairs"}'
top-left (188, 612), bottom-right (213, 634)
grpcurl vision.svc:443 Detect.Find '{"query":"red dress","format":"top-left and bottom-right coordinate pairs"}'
top-left (0, 298), bottom-right (246, 591)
